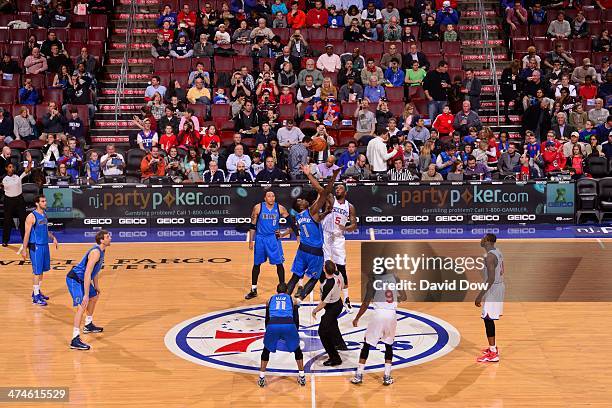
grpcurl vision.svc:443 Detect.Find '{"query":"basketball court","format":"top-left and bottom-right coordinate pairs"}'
top-left (2, 238), bottom-right (611, 407)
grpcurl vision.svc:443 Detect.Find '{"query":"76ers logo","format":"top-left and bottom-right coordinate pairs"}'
top-left (165, 304), bottom-right (460, 375)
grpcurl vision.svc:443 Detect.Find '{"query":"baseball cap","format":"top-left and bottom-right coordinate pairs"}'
top-left (571, 131), bottom-right (579, 138)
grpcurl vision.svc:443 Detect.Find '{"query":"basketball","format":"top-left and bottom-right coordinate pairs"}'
top-left (310, 137), bottom-right (328, 152)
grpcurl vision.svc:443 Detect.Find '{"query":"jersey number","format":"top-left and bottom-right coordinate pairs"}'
top-left (334, 216), bottom-right (342, 225)
top-left (275, 300), bottom-right (286, 310)
top-left (301, 224), bottom-right (310, 238)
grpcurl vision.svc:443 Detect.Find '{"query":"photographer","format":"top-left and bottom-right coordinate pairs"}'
top-left (41, 102), bottom-right (66, 143)
top-left (100, 144), bottom-right (125, 177)
top-left (140, 146), bottom-right (166, 182)
top-left (41, 134), bottom-right (61, 174)
top-left (164, 147), bottom-right (184, 183)
top-left (354, 99), bottom-right (377, 143)
top-left (231, 72), bottom-right (253, 99)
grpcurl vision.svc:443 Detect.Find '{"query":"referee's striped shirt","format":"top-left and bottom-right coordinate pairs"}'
top-left (387, 168), bottom-right (418, 181)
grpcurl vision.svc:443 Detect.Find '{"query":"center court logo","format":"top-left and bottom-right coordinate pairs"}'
top-left (164, 304), bottom-right (460, 376)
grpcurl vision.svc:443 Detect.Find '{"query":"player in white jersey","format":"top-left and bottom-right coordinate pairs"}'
top-left (321, 184), bottom-right (357, 312)
top-left (351, 271), bottom-right (405, 386)
top-left (475, 233), bottom-right (505, 363)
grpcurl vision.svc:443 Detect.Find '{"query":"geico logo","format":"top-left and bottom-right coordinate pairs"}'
top-left (471, 214), bottom-right (500, 221)
top-left (190, 217), bottom-right (218, 224)
top-left (222, 217), bottom-right (250, 224)
top-left (157, 230), bottom-right (185, 237)
top-left (507, 214), bottom-right (536, 221)
top-left (119, 218), bottom-right (147, 225)
top-left (435, 228), bottom-right (464, 234)
top-left (224, 230), bottom-right (244, 236)
top-left (365, 216), bottom-right (394, 223)
top-left (507, 227), bottom-right (536, 234)
top-left (84, 218), bottom-right (112, 225)
top-left (400, 228), bottom-right (429, 235)
top-left (190, 230), bottom-right (219, 236)
top-left (84, 232), bottom-right (97, 237)
top-left (119, 231), bottom-right (147, 238)
top-left (435, 215), bottom-right (464, 222)
top-left (355, 216), bottom-right (360, 223)
top-left (401, 215), bottom-right (430, 222)
top-left (471, 228), bottom-right (499, 235)
top-left (373, 228), bottom-right (393, 235)
top-left (157, 218), bottom-right (185, 224)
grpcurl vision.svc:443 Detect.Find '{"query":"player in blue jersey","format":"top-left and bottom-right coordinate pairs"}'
top-left (286, 165), bottom-right (341, 300)
top-left (245, 190), bottom-right (296, 300)
top-left (20, 195), bottom-right (58, 306)
top-left (258, 282), bottom-right (305, 387)
top-left (66, 230), bottom-right (111, 350)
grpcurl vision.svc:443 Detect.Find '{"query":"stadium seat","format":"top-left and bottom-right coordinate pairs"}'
top-left (307, 28), bottom-right (326, 42)
top-left (364, 42), bottom-right (384, 56)
top-left (10, 28), bottom-right (28, 43)
top-left (214, 56), bottom-right (233, 72)
top-left (42, 88), bottom-right (64, 106)
top-left (233, 55), bottom-right (253, 71)
top-left (157, 72), bottom-right (172, 86)
top-left (27, 140), bottom-right (45, 149)
top-left (53, 29), bottom-right (68, 43)
top-left (68, 29), bottom-right (87, 43)
top-left (232, 44), bottom-right (251, 56)
top-left (192, 58), bottom-right (212, 71)
top-left (421, 41), bottom-right (441, 54)
top-left (388, 101), bottom-right (404, 117)
top-left (598, 177), bottom-right (612, 222)
top-left (154, 59), bottom-right (173, 72)
top-left (511, 25), bottom-right (529, 39)
top-left (272, 28), bottom-right (290, 43)
top-left (442, 42), bottom-right (461, 56)
top-left (87, 28), bottom-right (107, 43)
top-left (0, 14), bottom-right (16, 27)
top-left (572, 38), bottom-right (591, 52)
top-left (341, 102), bottom-right (357, 118)
top-left (278, 104), bottom-right (296, 120)
top-left (587, 156), bottom-right (609, 178)
top-left (576, 178), bottom-right (599, 223)
top-left (530, 24), bottom-right (547, 38)
top-left (188, 104), bottom-right (207, 121)
top-left (0, 29), bottom-right (8, 44)
top-left (125, 149), bottom-right (147, 178)
top-left (326, 28), bottom-right (344, 42)
top-left (533, 38), bottom-right (551, 53)
top-left (9, 139), bottom-right (27, 151)
top-left (173, 59), bottom-right (191, 72)
top-left (0, 74), bottom-right (20, 88)
top-left (211, 104), bottom-right (231, 122)
top-left (337, 130), bottom-right (357, 147)
top-left (386, 87), bottom-right (404, 101)
top-left (583, 7), bottom-right (601, 22)
top-left (88, 14), bottom-right (108, 28)
top-left (446, 55), bottom-right (462, 70)
top-left (172, 71), bottom-right (189, 86)
top-left (65, 42), bottom-right (83, 58)
top-left (24, 74), bottom-right (46, 90)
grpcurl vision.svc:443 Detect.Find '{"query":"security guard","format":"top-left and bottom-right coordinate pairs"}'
top-left (312, 260), bottom-right (347, 366)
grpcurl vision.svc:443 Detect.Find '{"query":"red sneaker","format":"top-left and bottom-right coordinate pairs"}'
top-left (481, 347), bottom-right (500, 355)
top-left (477, 350), bottom-right (499, 363)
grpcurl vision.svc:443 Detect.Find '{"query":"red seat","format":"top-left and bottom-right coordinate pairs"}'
top-left (413, 100), bottom-right (429, 118)
top-left (533, 38), bottom-right (551, 53)
top-left (592, 52), bottom-right (607, 67)
top-left (28, 140), bottom-right (45, 149)
top-left (307, 28), bottom-right (326, 42)
top-left (363, 42), bottom-right (384, 56)
top-left (386, 87), bottom-right (404, 101)
top-left (29, 27), bottom-right (47, 40)
top-left (0, 14), bottom-right (16, 27)
top-left (278, 104), bottom-right (296, 120)
top-left (551, 38), bottom-right (570, 51)
top-left (584, 8), bottom-right (601, 22)
top-left (88, 14), bottom-right (108, 28)
top-left (65, 42), bottom-right (83, 58)
top-left (442, 41), bottom-right (461, 56)
top-left (271, 28), bottom-right (290, 43)
top-left (42, 88), bottom-right (64, 106)
top-left (420, 41), bottom-right (441, 54)
top-left (326, 28), bottom-right (344, 42)
top-left (388, 101), bottom-right (404, 117)
top-left (87, 28), bottom-right (107, 43)
top-left (211, 104), bottom-right (231, 121)
top-left (530, 24), bottom-right (547, 38)
top-left (24, 74), bottom-right (46, 90)
top-left (53, 29), bottom-right (68, 43)
top-left (232, 44), bottom-right (251, 56)
top-left (0, 73), bottom-right (20, 88)
top-left (510, 25), bottom-right (529, 39)
top-left (214, 56), bottom-right (233, 72)
top-left (588, 22), bottom-right (602, 36)
top-left (9, 140), bottom-right (28, 151)
top-left (604, 9), bottom-right (612, 22)
top-left (192, 58), bottom-right (212, 71)
top-left (0, 87), bottom-right (17, 104)
top-left (157, 72), bottom-right (172, 86)
top-left (188, 103), bottom-right (207, 121)
top-left (86, 43), bottom-right (103, 60)
top-left (6, 43), bottom-right (23, 59)
top-left (173, 59), bottom-right (191, 72)
top-left (337, 130), bottom-right (356, 147)
top-left (572, 38), bottom-right (591, 52)
top-left (172, 71), bottom-right (189, 86)
top-left (512, 38), bottom-right (532, 53)
top-left (446, 55), bottom-right (462, 70)
top-left (10, 28), bottom-right (28, 43)
top-left (325, 71), bottom-right (338, 86)
top-left (71, 14), bottom-right (88, 27)
top-left (68, 29), bottom-right (87, 43)
top-left (153, 59), bottom-right (173, 72)
top-left (341, 102), bottom-right (357, 117)
top-left (0, 29), bottom-right (8, 44)
top-left (233, 55), bottom-right (253, 71)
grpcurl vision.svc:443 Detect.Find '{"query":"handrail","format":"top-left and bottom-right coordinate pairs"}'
top-left (476, 0), bottom-right (501, 128)
top-left (114, 0), bottom-right (137, 133)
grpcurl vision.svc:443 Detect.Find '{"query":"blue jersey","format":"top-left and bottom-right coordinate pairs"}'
top-left (256, 202), bottom-right (280, 236)
top-left (268, 293), bottom-right (293, 319)
top-left (72, 245), bottom-right (105, 281)
top-left (29, 211), bottom-right (49, 245)
top-left (296, 209), bottom-right (323, 248)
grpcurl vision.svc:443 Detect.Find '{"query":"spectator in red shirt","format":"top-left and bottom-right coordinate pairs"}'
top-left (306, 0), bottom-right (328, 28)
top-left (432, 105), bottom-right (455, 137)
top-left (200, 124), bottom-right (221, 150)
top-left (578, 75), bottom-right (598, 101)
top-left (159, 125), bottom-right (178, 151)
top-left (177, 4), bottom-right (197, 29)
top-left (542, 141), bottom-right (565, 173)
top-left (287, 2), bottom-right (306, 29)
top-left (540, 130), bottom-right (562, 152)
top-left (159, 21), bottom-right (175, 43)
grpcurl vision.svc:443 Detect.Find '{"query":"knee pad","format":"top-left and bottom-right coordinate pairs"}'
top-left (484, 318), bottom-right (495, 338)
top-left (294, 347), bottom-right (303, 361)
top-left (359, 343), bottom-right (370, 360)
top-left (337, 264), bottom-right (347, 285)
top-left (261, 348), bottom-right (270, 362)
top-left (384, 344), bottom-right (393, 361)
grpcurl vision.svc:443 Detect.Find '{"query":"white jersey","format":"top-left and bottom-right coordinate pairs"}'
top-left (365, 272), bottom-right (398, 346)
top-left (483, 248), bottom-right (504, 284)
top-left (322, 198), bottom-right (351, 235)
top-left (371, 273), bottom-right (398, 311)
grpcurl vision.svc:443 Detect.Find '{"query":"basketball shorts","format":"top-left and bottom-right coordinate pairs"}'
top-left (29, 244), bottom-right (50, 275)
top-left (66, 276), bottom-right (98, 307)
top-left (254, 234), bottom-right (284, 265)
top-left (323, 232), bottom-right (346, 265)
top-left (481, 283), bottom-right (505, 320)
top-left (264, 323), bottom-right (300, 353)
top-left (291, 249), bottom-right (324, 280)
top-left (364, 309), bottom-right (397, 347)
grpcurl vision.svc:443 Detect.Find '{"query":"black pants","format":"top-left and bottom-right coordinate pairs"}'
top-left (318, 300), bottom-right (345, 362)
top-left (2, 195), bottom-right (26, 244)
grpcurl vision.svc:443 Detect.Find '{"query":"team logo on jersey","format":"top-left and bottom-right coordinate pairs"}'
top-left (165, 304), bottom-right (460, 376)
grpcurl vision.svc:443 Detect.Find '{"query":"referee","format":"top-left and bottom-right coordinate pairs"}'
top-left (312, 260), bottom-right (347, 367)
top-left (1, 153), bottom-right (32, 246)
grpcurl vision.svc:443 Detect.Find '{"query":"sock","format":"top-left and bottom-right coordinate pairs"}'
top-left (259, 372), bottom-right (265, 378)
top-left (85, 315), bottom-right (93, 325)
top-left (33, 285), bottom-right (40, 295)
top-left (298, 278), bottom-right (304, 287)
top-left (251, 285), bottom-right (257, 291)
top-left (298, 370), bottom-right (304, 377)
top-left (342, 288), bottom-right (349, 300)
top-left (357, 363), bottom-right (365, 375)
top-left (384, 363), bottom-right (391, 376)
top-left (490, 345), bottom-right (497, 352)
top-left (73, 327), bottom-right (80, 339)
